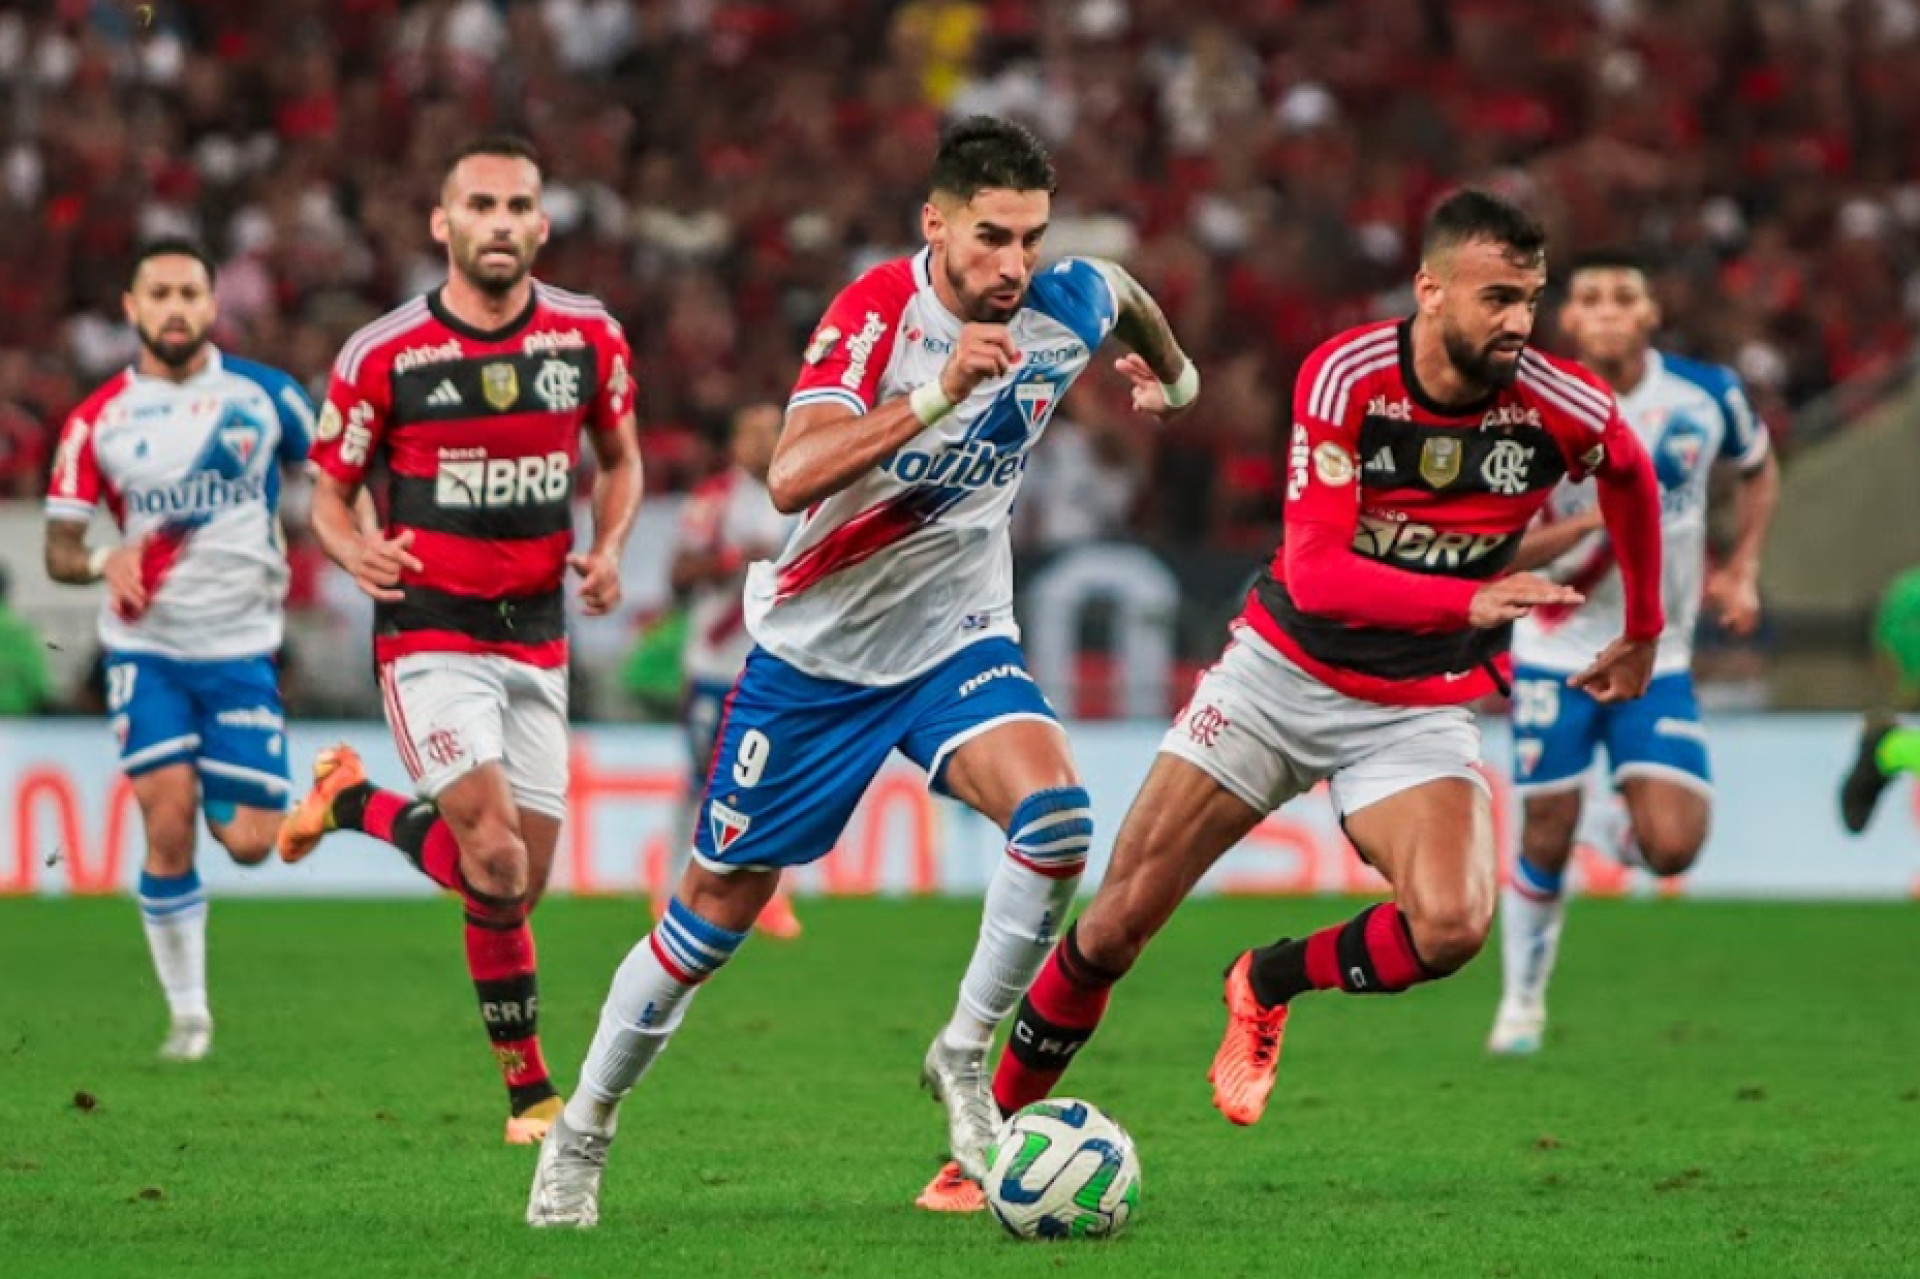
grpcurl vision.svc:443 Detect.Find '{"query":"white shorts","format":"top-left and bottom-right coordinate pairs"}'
top-left (378, 653), bottom-right (570, 819)
top-left (1159, 629), bottom-right (1488, 819)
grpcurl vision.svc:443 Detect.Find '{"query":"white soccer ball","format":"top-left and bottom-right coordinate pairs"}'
top-left (983, 1098), bottom-right (1141, 1241)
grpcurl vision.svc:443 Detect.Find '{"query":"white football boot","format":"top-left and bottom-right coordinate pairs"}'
top-left (526, 1114), bottom-right (611, 1228)
top-left (158, 1013), bottom-right (212, 1062)
top-left (921, 1035), bottom-right (997, 1182)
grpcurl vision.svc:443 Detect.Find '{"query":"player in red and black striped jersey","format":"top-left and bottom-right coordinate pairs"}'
top-left (993, 190), bottom-right (1666, 1128)
top-left (277, 135), bottom-right (644, 1145)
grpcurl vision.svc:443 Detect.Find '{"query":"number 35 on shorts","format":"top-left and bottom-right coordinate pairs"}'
top-left (732, 729), bottom-right (771, 787)
top-left (1511, 678), bottom-right (1560, 729)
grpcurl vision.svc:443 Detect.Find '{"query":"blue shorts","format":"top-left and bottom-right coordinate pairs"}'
top-left (105, 651), bottom-right (292, 811)
top-left (1509, 665), bottom-right (1711, 795)
top-left (693, 638), bottom-right (1059, 870)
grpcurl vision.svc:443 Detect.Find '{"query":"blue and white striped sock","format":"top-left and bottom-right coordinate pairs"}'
top-left (946, 787), bottom-right (1094, 1050)
top-left (566, 897), bottom-right (749, 1135)
top-left (137, 868), bottom-right (209, 1021)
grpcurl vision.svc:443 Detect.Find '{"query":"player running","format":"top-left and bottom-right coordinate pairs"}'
top-left (527, 115), bottom-right (1196, 1227)
top-left (657, 400), bottom-right (802, 939)
top-left (988, 190), bottom-right (1666, 1130)
top-left (1836, 566), bottom-right (1920, 834)
top-left (44, 238), bottom-right (317, 1062)
top-left (279, 135), bottom-right (643, 1144)
top-left (1488, 250), bottom-right (1778, 1055)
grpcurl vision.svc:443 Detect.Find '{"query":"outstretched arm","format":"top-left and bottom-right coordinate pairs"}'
top-left (1093, 261), bottom-right (1198, 417)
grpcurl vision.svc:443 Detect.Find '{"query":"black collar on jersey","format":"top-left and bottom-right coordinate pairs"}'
top-left (1396, 317), bottom-right (1499, 420)
top-left (428, 284), bottom-right (538, 342)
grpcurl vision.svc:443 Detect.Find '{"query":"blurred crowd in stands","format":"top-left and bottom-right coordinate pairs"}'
top-left (3, 0), bottom-right (1919, 713)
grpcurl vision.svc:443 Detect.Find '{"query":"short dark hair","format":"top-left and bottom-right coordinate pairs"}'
top-left (928, 116), bottom-right (1057, 202)
top-left (443, 132), bottom-right (543, 183)
top-left (128, 237), bottom-right (217, 289)
top-left (1422, 188), bottom-right (1547, 266)
top-left (1565, 247), bottom-right (1653, 280)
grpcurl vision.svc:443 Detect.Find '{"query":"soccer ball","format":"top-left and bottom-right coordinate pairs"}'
top-left (982, 1098), bottom-right (1141, 1241)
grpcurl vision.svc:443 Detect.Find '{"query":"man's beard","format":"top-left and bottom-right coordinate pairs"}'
top-left (1444, 325), bottom-right (1522, 389)
top-left (459, 245), bottom-right (529, 297)
top-left (945, 259), bottom-right (1021, 323)
top-left (139, 325), bottom-right (207, 368)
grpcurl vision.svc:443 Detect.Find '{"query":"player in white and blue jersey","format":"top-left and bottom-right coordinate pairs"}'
top-left (1489, 250), bottom-right (1779, 1055)
top-left (529, 116), bottom-right (1198, 1227)
top-left (44, 239), bottom-right (316, 1062)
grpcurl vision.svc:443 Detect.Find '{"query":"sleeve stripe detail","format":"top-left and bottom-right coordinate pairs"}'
top-left (1308, 329), bottom-right (1396, 421)
top-left (532, 280), bottom-right (611, 318)
top-left (338, 297), bottom-right (431, 383)
top-left (1518, 367), bottom-right (1609, 434)
top-left (1324, 352), bottom-right (1397, 425)
top-left (45, 498), bottom-right (95, 520)
top-left (787, 388), bottom-right (868, 416)
top-left (1519, 351), bottom-right (1611, 418)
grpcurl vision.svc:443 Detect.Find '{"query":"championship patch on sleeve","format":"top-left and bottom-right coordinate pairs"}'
top-left (803, 327), bottom-right (841, 365)
top-left (316, 402), bottom-right (343, 442)
top-left (1312, 441), bottom-right (1355, 485)
top-left (1579, 442), bottom-right (1606, 471)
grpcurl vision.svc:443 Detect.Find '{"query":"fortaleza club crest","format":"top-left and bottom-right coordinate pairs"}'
top-left (1419, 436), bottom-right (1462, 488)
top-left (1015, 380), bottom-right (1058, 428)
top-left (481, 362), bottom-right (519, 410)
top-left (708, 799), bottom-right (751, 852)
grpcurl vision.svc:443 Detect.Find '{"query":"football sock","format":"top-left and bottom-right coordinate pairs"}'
top-left (945, 788), bottom-right (1092, 1050)
top-left (463, 895), bottom-right (555, 1114)
top-left (993, 923), bottom-right (1119, 1113)
top-left (1876, 726), bottom-right (1920, 777)
top-left (1498, 855), bottom-right (1569, 1010)
top-left (137, 868), bottom-right (209, 1021)
top-left (1246, 903), bottom-right (1439, 1006)
top-left (331, 782), bottom-right (460, 889)
top-left (565, 897), bottom-right (748, 1137)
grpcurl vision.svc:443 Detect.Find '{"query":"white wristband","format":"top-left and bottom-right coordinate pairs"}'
top-left (1160, 360), bottom-right (1200, 409)
top-left (909, 381), bottom-right (955, 427)
top-left (86, 547), bottom-right (111, 582)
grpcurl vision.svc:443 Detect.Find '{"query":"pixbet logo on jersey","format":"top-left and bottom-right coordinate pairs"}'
top-left (434, 448), bottom-right (571, 508)
top-left (877, 439), bottom-right (1028, 489)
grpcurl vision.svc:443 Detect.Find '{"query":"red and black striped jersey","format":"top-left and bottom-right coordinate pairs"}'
top-left (311, 281), bottom-right (635, 668)
top-left (1239, 317), bottom-right (1660, 706)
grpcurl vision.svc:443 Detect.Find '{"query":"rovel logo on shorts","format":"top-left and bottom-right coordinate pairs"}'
top-left (434, 449), bottom-right (571, 508)
top-left (959, 664), bottom-right (1033, 697)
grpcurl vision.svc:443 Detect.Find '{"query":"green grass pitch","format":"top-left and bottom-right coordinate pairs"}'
top-left (4, 896), bottom-right (1918, 1278)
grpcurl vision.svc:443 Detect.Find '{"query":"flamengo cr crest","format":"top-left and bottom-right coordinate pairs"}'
top-left (1480, 438), bottom-right (1534, 495)
top-left (534, 359), bottom-right (582, 411)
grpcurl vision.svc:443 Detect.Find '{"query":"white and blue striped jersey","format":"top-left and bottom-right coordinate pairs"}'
top-left (752, 250), bottom-right (1121, 684)
top-left (46, 348), bottom-right (316, 661)
top-left (1514, 349), bottom-right (1769, 676)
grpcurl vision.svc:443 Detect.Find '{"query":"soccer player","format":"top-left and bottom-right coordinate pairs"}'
top-left (1836, 565), bottom-right (1920, 833)
top-left (658, 400), bottom-right (802, 939)
top-left (277, 135), bottom-right (643, 1144)
top-left (44, 238), bottom-right (317, 1061)
top-left (526, 115), bottom-right (1196, 1227)
top-left (987, 190), bottom-right (1667, 1130)
top-left (1489, 251), bottom-right (1778, 1055)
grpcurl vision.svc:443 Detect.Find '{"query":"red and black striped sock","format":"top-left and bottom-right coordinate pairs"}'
top-left (463, 900), bottom-right (555, 1114)
top-left (331, 783), bottom-right (459, 890)
top-left (1246, 903), bottom-right (1440, 1006)
top-left (992, 924), bottom-right (1122, 1114)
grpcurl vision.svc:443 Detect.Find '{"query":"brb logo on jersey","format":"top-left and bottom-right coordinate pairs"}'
top-left (126, 405), bottom-right (269, 518)
top-left (434, 448), bottom-right (571, 508)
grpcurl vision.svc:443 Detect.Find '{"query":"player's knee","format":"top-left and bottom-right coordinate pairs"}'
top-left (1006, 785), bottom-right (1093, 881)
top-left (460, 826), bottom-right (530, 901)
top-left (1636, 826), bottom-right (1704, 877)
top-left (1405, 897), bottom-right (1493, 974)
top-left (222, 831), bottom-right (274, 866)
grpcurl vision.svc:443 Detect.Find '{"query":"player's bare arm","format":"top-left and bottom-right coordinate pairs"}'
top-left (1704, 449), bottom-right (1778, 636)
top-left (1510, 506), bottom-right (1605, 571)
top-left (569, 408), bottom-right (644, 616)
top-left (1569, 428), bottom-right (1664, 702)
top-left (309, 469), bottom-right (421, 603)
top-left (44, 516), bottom-right (148, 615)
top-left (1093, 260), bottom-right (1196, 417)
top-left (767, 324), bottom-right (1019, 514)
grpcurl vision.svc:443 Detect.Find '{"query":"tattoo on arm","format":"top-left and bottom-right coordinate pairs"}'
top-left (1103, 262), bottom-right (1187, 383)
